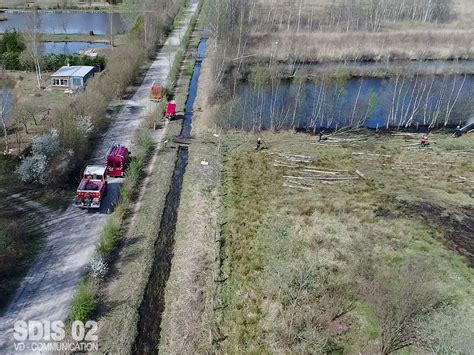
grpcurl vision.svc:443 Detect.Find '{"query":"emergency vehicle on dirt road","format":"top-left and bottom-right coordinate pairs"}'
top-left (106, 144), bottom-right (131, 177)
top-left (75, 165), bottom-right (108, 209)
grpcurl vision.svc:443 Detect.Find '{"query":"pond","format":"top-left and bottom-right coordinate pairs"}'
top-left (0, 11), bottom-right (127, 34)
top-left (224, 74), bottom-right (474, 131)
top-left (41, 41), bottom-right (108, 55)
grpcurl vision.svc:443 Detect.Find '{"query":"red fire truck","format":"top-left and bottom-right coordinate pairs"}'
top-left (150, 81), bottom-right (163, 102)
top-left (106, 144), bottom-right (131, 177)
top-left (75, 165), bottom-right (108, 209)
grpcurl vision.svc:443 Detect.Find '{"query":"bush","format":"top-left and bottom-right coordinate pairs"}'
top-left (42, 54), bottom-right (106, 72)
top-left (89, 254), bottom-right (108, 281)
top-left (70, 282), bottom-right (95, 322)
top-left (16, 131), bottom-right (60, 184)
top-left (0, 31), bottom-right (25, 55)
top-left (1, 51), bottom-right (21, 70)
top-left (357, 259), bottom-right (448, 355)
top-left (16, 154), bottom-right (49, 184)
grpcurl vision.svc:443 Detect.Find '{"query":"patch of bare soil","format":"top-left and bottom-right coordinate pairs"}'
top-left (400, 200), bottom-right (474, 266)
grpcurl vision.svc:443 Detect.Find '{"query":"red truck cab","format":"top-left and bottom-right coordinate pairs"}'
top-left (150, 81), bottom-right (163, 102)
top-left (75, 165), bottom-right (108, 209)
top-left (106, 144), bottom-right (131, 177)
top-left (165, 100), bottom-right (176, 120)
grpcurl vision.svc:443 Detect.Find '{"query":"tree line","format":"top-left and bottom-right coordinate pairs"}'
top-left (0, 31), bottom-right (106, 72)
top-left (241, 0), bottom-right (453, 34)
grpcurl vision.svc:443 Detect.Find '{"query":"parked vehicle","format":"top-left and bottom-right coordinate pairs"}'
top-left (75, 165), bottom-right (108, 209)
top-left (165, 100), bottom-right (176, 120)
top-left (106, 144), bottom-right (131, 177)
top-left (150, 81), bottom-right (163, 101)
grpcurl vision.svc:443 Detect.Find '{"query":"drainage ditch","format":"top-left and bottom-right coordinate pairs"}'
top-left (133, 35), bottom-right (207, 353)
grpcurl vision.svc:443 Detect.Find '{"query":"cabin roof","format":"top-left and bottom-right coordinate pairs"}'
top-left (51, 66), bottom-right (95, 78)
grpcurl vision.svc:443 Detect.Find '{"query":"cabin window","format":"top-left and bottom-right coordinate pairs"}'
top-left (115, 161), bottom-right (121, 168)
top-left (72, 77), bottom-right (82, 87)
top-left (52, 78), bottom-right (60, 86)
top-left (60, 79), bottom-right (68, 86)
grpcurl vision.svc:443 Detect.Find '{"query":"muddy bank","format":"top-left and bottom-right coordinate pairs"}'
top-left (400, 200), bottom-right (474, 266)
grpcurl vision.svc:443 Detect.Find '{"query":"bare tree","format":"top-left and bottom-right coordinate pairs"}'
top-left (24, 7), bottom-right (43, 89)
top-left (358, 260), bottom-right (447, 355)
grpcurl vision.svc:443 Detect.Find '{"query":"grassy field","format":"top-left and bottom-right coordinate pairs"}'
top-left (1, 71), bottom-right (73, 155)
top-left (155, 14), bottom-right (474, 352)
top-left (250, 29), bottom-right (474, 63)
top-left (216, 131), bottom-right (473, 353)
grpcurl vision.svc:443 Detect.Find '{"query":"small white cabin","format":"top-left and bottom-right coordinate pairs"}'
top-left (51, 66), bottom-right (95, 91)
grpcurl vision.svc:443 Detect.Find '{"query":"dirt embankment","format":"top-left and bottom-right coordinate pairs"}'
top-left (401, 201), bottom-right (474, 266)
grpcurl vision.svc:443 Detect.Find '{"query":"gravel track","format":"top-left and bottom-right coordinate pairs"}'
top-left (0, 2), bottom-right (198, 352)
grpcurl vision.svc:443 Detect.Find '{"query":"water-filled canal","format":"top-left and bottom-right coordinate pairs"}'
top-left (223, 72), bottom-right (474, 130)
top-left (0, 11), bottom-right (127, 34)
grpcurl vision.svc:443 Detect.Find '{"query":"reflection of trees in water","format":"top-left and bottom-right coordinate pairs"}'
top-left (0, 12), bottom-right (128, 35)
top-left (224, 74), bottom-right (474, 131)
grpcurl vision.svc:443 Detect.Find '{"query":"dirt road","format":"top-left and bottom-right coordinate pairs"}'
top-left (0, 2), bottom-right (198, 352)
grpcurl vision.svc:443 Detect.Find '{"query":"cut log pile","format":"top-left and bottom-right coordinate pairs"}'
top-left (272, 152), bottom-right (360, 190)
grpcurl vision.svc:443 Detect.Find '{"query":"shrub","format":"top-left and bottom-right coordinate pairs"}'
top-left (70, 282), bottom-right (95, 322)
top-left (31, 131), bottom-right (60, 157)
top-left (16, 131), bottom-right (60, 184)
top-left (89, 254), bottom-right (108, 281)
top-left (357, 259), bottom-right (448, 355)
top-left (16, 154), bottom-right (49, 184)
top-left (0, 31), bottom-right (25, 55)
top-left (1, 51), bottom-right (21, 70)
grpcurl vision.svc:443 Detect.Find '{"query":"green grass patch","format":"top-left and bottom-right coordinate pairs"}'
top-left (97, 210), bottom-right (123, 257)
top-left (70, 281), bottom-right (96, 322)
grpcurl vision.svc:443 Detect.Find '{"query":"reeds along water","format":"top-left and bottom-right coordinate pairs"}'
top-left (222, 73), bottom-right (474, 131)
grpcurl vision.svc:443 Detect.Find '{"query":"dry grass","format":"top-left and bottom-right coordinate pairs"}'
top-left (214, 131), bottom-right (474, 353)
top-left (238, 0), bottom-right (474, 63)
top-left (158, 135), bottom-right (219, 354)
top-left (250, 29), bottom-right (474, 62)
